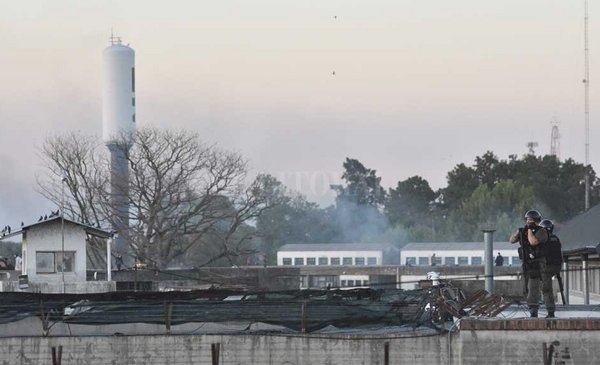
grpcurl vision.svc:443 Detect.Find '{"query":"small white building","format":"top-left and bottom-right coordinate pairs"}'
top-left (16, 217), bottom-right (115, 293)
top-left (277, 243), bottom-right (399, 288)
top-left (277, 243), bottom-right (399, 267)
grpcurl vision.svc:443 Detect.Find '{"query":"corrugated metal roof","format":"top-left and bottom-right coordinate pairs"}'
top-left (401, 242), bottom-right (516, 251)
top-left (22, 216), bottom-right (112, 238)
top-left (278, 243), bottom-right (398, 252)
top-left (555, 203), bottom-right (600, 250)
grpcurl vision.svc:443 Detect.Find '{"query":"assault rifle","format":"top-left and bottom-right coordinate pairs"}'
top-left (555, 273), bottom-right (567, 305)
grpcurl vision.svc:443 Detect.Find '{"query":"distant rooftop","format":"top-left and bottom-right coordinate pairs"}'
top-left (278, 243), bottom-right (398, 252)
top-left (401, 242), bottom-right (516, 251)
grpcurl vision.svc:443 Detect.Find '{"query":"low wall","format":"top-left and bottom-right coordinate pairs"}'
top-left (1, 332), bottom-right (446, 365)
top-left (3, 322), bottom-right (600, 365)
top-left (1, 280), bottom-right (115, 293)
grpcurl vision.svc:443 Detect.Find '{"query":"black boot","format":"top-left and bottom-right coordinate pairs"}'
top-left (530, 310), bottom-right (538, 318)
top-left (546, 311), bottom-right (555, 318)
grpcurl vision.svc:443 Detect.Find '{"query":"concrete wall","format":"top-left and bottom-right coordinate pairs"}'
top-left (0, 332), bottom-right (447, 365)
top-left (455, 329), bottom-right (600, 365)
top-left (2, 327), bottom-right (600, 364)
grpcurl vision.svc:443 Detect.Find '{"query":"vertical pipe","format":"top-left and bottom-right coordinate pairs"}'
top-left (165, 301), bottom-right (173, 335)
top-left (396, 267), bottom-right (401, 289)
top-left (384, 341), bottom-right (390, 365)
top-left (301, 301), bottom-right (307, 333)
top-left (482, 230), bottom-right (495, 294)
top-left (563, 258), bottom-right (569, 305)
top-left (106, 237), bottom-right (112, 282)
top-left (582, 254), bottom-right (590, 305)
top-left (211, 343), bottom-right (220, 365)
top-left (61, 177), bottom-right (65, 294)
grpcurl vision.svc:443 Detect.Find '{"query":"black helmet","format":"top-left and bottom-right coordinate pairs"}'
top-left (539, 219), bottom-right (554, 232)
top-left (524, 210), bottom-right (542, 222)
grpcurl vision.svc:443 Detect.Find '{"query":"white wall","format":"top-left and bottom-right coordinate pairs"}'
top-left (401, 248), bottom-right (519, 266)
top-left (277, 250), bottom-right (383, 266)
top-left (23, 221), bottom-right (88, 283)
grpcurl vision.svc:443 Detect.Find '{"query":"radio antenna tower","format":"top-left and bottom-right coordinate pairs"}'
top-left (550, 119), bottom-right (560, 159)
top-left (584, 0), bottom-right (591, 211)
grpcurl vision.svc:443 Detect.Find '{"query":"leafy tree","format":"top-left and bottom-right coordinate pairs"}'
top-left (446, 180), bottom-right (535, 241)
top-left (331, 158), bottom-right (386, 207)
top-left (386, 176), bottom-right (436, 228)
top-left (255, 189), bottom-right (339, 264)
top-left (330, 158), bottom-right (389, 242)
top-left (38, 129), bottom-right (282, 269)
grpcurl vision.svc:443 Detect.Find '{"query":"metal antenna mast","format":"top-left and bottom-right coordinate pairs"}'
top-left (584, 0), bottom-right (591, 211)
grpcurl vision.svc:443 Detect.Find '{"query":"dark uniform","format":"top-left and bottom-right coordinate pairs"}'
top-left (510, 210), bottom-right (551, 318)
top-left (540, 219), bottom-right (564, 312)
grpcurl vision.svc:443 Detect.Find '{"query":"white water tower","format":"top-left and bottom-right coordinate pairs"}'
top-left (102, 35), bottom-right (135, 262)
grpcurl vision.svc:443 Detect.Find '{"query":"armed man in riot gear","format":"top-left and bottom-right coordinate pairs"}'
top-left (509, 210), bottom-right (552, 318)
top-left (539, 219), bottom-right (566, 306)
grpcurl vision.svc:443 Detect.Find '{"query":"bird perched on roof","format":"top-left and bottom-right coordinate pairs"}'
top-left (21, 222), bottom-right (24, 227)
top-left (44, 215), bottom-right (47, 220)
top-left (38, 216), bottom-right (43, 222)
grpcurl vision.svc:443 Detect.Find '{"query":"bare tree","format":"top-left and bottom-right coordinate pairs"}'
top-left (38, 128), bottom-right (283, 269)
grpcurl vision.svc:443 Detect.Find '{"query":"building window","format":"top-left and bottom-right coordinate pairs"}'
top-left (132, 113), bottom-right (135, 122)
top-left (36, 251), bottom-right (75, 274)
top-left (458, 257), bottom-right (469, 265)
top-left (307, 257), bottom-right (316, 265)
top-left (355, 280), bottom-right (362, 286)
top-left (363, 279), bottom-right (369, 286)
top-left (331, 257), bottom-right (341, 265)
top-left (131, 67), bottom-right (135, 92)
top-left (132, 97), bottom-right (135, 106)
top-left (342, 257), bottom-right (353, 265)
top-left (367, 257), bottom-right (377, 265)
top-left (405, 257), bottom-right (416, 265)
top-left (512, 256), bottom-right (522, 266)
top-left (294, 258), bottom-right (304, 266)
top-left (432, 256), bottom-right (442, 266)
top-left (355, 257), bottom-right (365, 265)
top-left (282, 258), bottom-right (292, 266)
top-left (341, 280), bottom-right (347, 287)
top-left (471, 256), bottom-right (482, 265)
top-left (444, 257), bottom-right (456, 266)
top-left (418, 257), bottom-right (429, 266)
top-left (347, 280), bottom-right (355, 286)
top-left (318, 257), bottom-right (328, 265)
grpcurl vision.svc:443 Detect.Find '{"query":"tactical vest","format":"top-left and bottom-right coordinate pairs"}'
top-left (545, 234), bottom-right (563, 266)
top-left (518, 225), bottom-right (543, 260)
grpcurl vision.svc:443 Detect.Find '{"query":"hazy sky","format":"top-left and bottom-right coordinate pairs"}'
top-left (0, 0), bottom-right (598, 228)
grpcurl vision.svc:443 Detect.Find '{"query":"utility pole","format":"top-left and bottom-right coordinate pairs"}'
top-left (584, 0), bottom-right (591, 211)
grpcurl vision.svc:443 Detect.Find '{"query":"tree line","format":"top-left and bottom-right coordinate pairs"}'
top-left (256, 153), bottom-right (599, 263)
top-left (39, 130), bottom-right (598, 267)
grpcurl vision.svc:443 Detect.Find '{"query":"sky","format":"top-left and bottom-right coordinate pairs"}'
top-left (0, 0), bottom-right (599, 229)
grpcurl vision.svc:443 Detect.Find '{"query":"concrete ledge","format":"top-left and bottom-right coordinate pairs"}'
top-left (460, 318), bottom-right (600, 330)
